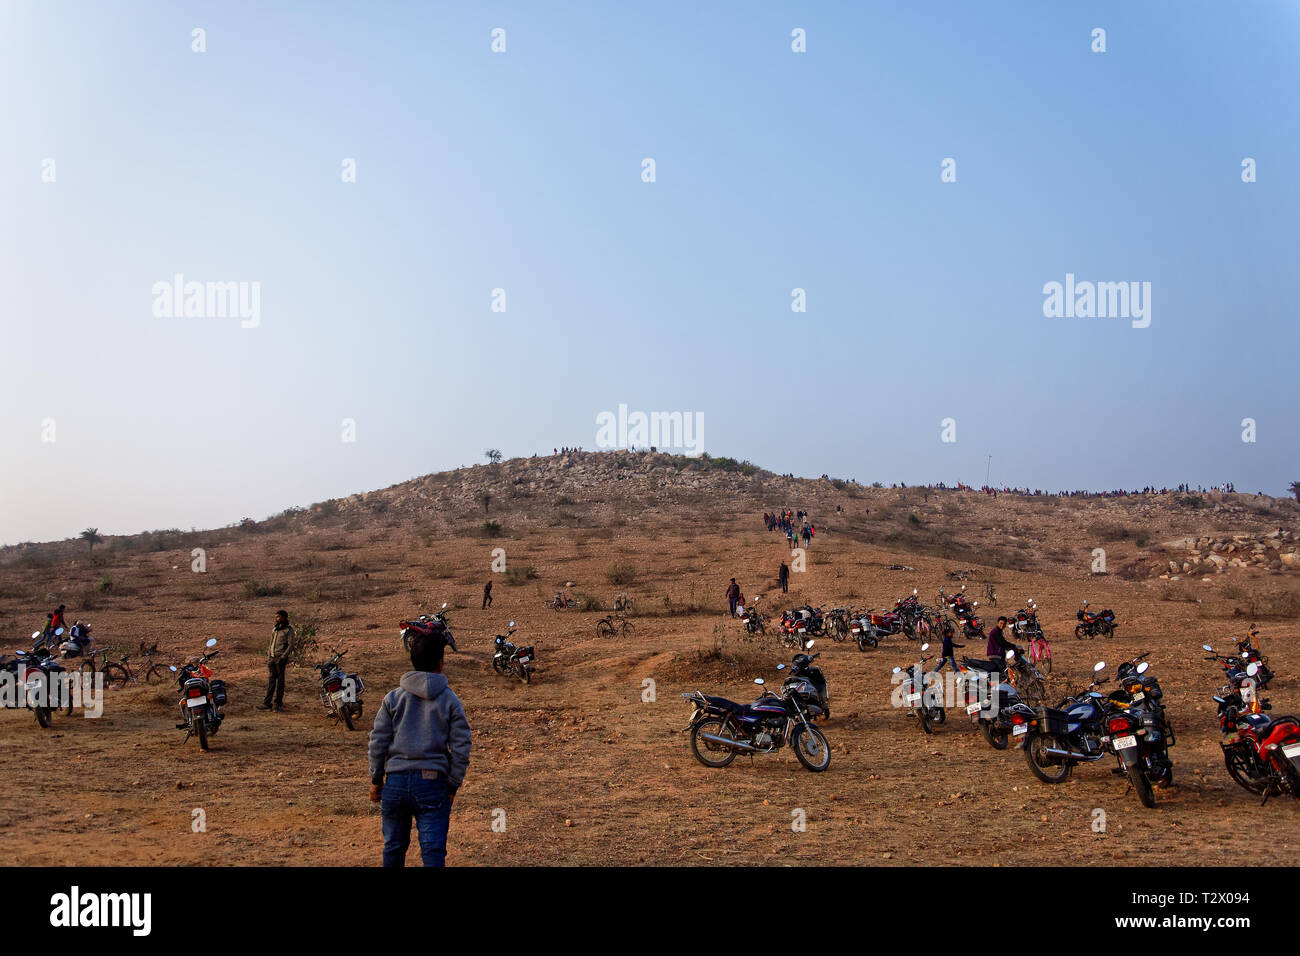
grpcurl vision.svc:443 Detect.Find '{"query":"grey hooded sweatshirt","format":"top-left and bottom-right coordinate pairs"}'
top-left (368, 671), bottom-right (471, 790)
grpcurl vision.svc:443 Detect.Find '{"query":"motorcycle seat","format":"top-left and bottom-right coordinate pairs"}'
top-left (962, 657), bottom-right (1004, 672)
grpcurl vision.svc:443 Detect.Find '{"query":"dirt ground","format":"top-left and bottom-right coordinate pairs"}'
top-left (2, 476), bottom-right (1298, 866)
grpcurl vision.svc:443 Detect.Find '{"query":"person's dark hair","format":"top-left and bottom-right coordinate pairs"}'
top-left (997, 616), bottom-right (1008, 625)
top-left (409, 632), bottom-right (445, 672)
top-left (275, 609), bottom-right (288, 619)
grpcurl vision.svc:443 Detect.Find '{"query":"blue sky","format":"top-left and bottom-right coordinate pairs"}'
top-left (2, 1), bottom-right (1298, 543)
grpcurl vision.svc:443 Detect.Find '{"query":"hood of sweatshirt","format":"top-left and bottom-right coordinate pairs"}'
top-left (399, 671), bottom-right (449, 700)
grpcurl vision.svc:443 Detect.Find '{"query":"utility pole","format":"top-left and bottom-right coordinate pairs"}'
top-left (986, 455), bottom-right (992, 487)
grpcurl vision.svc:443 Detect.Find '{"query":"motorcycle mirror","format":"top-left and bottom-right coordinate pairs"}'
top-left (1083, 599), bottom-right (1089, 606)
top-left (54, 627), bottom-right (64, 636)
top-left (1094, 661), bottom-right (1106, 672)
top-left (1246, 663), bottom-right (1259, 677)
top-left (913, 588), bottom-right (918, 595)
top-left (961, 585), bottom-right (966, 591)
top-left (753, 678), bottom-right (765, 685)
top-left (805, 640), bottom-right (815, 649)
top-left (920, 643), bottom-right (930, 651)
top-left (1136, 661), bottom-right (1150, 674)
top-left (205, 638), bottom-right (217, 648)
top-left (1202, 644), bottom-right (1214, 652)
top-left (31, 632), bottom-right (40, 640)
top-left (169, 665), bottom-right (177, 672)
top-left (973, 601), bottom-right (979, 608)
top-left (892, 666), bottom-right (902, 674)
top-left (508, 621), bottom-right (515, 628)
top-left (777, 664), bottom-right (786, 671)
top-left (1005, 649), bottom-right (1016, 660)
top-left (441, 602), bottom-right (448, 609)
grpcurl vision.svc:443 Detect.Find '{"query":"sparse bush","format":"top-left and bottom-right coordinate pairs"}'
top-left (504, 565), bottom-right (539, 585)
top-left (606, 562), bottom-right (637, 586)
top-left (481, 520), bottom-right (503, 537)
top-left (578, 593), bottom-right (603, 612)
top-left (555, 495), bottom-right (575, 506)
top-left (1177, 495), bottom-right (1206, 510)
top-left (97, 575), bottom-right (113, 593)
top-left (242, 578), bottom-right (285, 599)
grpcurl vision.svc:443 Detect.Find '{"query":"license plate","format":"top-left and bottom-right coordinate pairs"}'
top-left (1114, 735), bottom-right (1137, 750)
top-left (1283, 743), bottom-right (1300, 760)
top-left (517, 656), bottom-right (530, 664)
top-left (329, 690), bottom-right (347, 701)
top-left (1012, 724), bottom-right (1028, 736)
top-left (1131, 692), bottom-right (1145, 702)
top-left (966, 703), bottom-right (983, 716)
top-left (187, 698), bottom-right (207, 708)
top-left (905, 693), bottom-right (921, 704)
top-left (851, 627), bottom-right (860, 633)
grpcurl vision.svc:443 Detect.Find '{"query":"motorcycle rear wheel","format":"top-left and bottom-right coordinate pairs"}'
top-left (917, 706), bottom-right (932, 735)
top-left (690, 718), bottom-right (738, 768)
top-left (34, 705), bottom-right (52, 729)
top-left (518, 663), bottom-right (532, 684)
top-left (980, 720), bottom-right (1009, 750)
top-left (791, 725), bottom-right (832, 772)
top-left (1025, 733), bottom-right (1071, 783)
top-left (194, 716), bottom-right (209, 751)
top-left (1128, 762), bottom-right (1156, 808)
top-left (342, 706), bottom-right (356, 731)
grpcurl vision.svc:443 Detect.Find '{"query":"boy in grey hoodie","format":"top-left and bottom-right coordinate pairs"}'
top-left (368, 630), bottom-right (471, 866)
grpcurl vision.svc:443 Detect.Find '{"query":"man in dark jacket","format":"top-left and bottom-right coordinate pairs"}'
top-left (778, 562), bottom-right (790, 593)
top-left (482, 580), bottom-right (493, 610)
top-left (986, 616), bottom-right (1014, 666)
top-left (368, 630), bottom-right (472, 867)
top-left (258, 610), bottom-right (295, 711)
top-left (725, 579), bottom-right (741, 616)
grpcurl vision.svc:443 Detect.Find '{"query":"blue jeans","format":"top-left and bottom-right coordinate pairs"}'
top-left (381, 771), bottom-right (451, 867)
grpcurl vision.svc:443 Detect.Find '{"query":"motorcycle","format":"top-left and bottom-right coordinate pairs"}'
top-left (0, 629), bottom-right (68, 728)
top-left (740, 606), bottom-right (767, 636)
top-left (316, 648), bottom-right (365, 730)
top-left (1203, 644), bottom-right (1259, 692)
top-left (681, 661), bottom-right (832, 772)
top-left (894, 590), bottom-right (932, 639)
top-left (777, 642), bottom-right (829, 719)
top-left (169, 638), bottom-right (225, 751)
top-left (961, 649), bottom-right (1035, 750)
top-left (400, 603), bottom-right (458, 653)
top-left (893, 643), bottom-right (946, 734)
top-left (1207, 652), bottom-right (1300, 802)
top-left (1074, 600), bottom-right (1117, 639)
top-left (1232, 628), bottom-right (1274, 689)
top-left (492, 622), bottom-right (535, 683)
top-left (851, 612), bottom-right (885, 651)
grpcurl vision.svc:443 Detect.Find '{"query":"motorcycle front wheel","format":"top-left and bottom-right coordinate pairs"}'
top-left (791, 725), bottom-right (831, 772)
top-left (1224, 745), bottom-right (1268, 794)
top-left (1074, 625), bottom-right (1088, 640)
top-left (690, 717), bottom-right (738, 768)
top-left (1024, 733), bottom-right (1071, 783)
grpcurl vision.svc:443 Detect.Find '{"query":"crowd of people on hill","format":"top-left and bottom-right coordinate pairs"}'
top-left (764, 510), bottom-right (816, 548)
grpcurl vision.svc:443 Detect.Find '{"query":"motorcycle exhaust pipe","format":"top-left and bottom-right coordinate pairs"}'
top-left (1042, 746), bottom-right (1089, 761)
top-left (698, 732), bottom-right (759, 752)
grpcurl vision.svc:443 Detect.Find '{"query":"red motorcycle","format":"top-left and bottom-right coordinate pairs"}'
top-left (1208, 652), bottom-right (1300, 802)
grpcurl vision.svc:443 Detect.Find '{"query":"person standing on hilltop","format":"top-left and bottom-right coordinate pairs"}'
top-left (726, 578), bottom-right (742, 617)
top-left (258, 609), bottom-right (295, 712)
top-left (482, 580), bottom-right (493, 610)
top-left (778, 561), bottom-right (790, 593)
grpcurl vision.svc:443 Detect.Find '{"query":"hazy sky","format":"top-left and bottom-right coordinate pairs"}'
top-left (2, 1), bottom-right (1298, 544)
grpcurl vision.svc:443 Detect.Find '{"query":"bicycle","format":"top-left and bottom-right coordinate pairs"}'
top-left (1028, 633), bottom-right (1052, 674)
top-left (95, 642), bottom-right (167, 688)
top-left (595, 615), bottom-right (634, 638)
top-left (546, 596), bottom-right (577, 611)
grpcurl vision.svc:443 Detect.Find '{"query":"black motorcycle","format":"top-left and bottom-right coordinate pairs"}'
top-left (777, 644), bottom-right (829, 720)
top-left (170, 639), bottom-right (225, 751)
top-left (851, 612), bottom-right (884, 651)
top-left (681, 669), bottom-right (832, 772)
top-left (1, 634), bottom-right (67, 728)
top-left (492, 622), bottom-right (535, 683)
top-left (317, 649), bottom-right (365, 730)
top-left (962, 650), bottom-right (1034, 750)
top-left (894, 643), bottom-right (945, 734)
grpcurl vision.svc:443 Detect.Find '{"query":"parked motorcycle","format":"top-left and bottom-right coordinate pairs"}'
top-left (893, 643), bottom-right (945, 734)
top-left (1207, 653), bottom-right (1300, 801)
top-left (851, 612), bottom-right (885, 651)
top-left (400, 603), bottom-right (458, 653)
top-left (961, 650), bottom-right (1034, 750)
top-left (492, 622), bottom-right (535, 683)
top-left (777, 643), bottom-right (829, 719)
top-left (1074, 601), bottom-right (1117, 639)
top-left (740, 606), bottom-right (767, 636)
top-left (1, 630), bottom-right (68, 728)
top-left (681, 662), bottom-right (831, 772)
top-left (170, 639), bottom-right (225, 751)
top-left (316, 648), bottom-right (365, 730)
